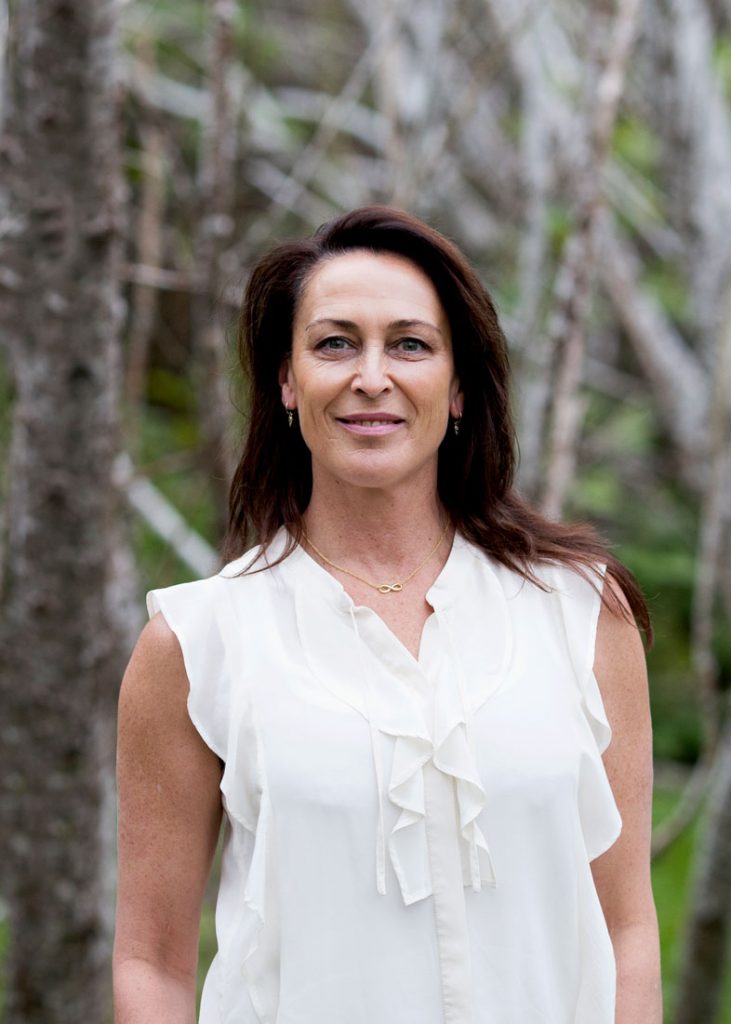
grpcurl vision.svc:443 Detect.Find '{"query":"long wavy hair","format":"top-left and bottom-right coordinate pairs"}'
top-left (222, 206), bottom-right (651, 640)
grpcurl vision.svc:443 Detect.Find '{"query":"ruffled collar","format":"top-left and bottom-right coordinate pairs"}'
top-left (271, 527), bottom-right (514, 904)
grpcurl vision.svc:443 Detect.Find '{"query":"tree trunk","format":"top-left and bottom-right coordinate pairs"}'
top-left (192, 0), bottom-right (238, 537)
top-left (125, 35), bottom-right (166, 435)
top-left (0, 1), bottom-right (124, 1021)
top-left (673, 270), bottom-right (731, 1022)
top-left (674, 720), bottom-right (731, 1024)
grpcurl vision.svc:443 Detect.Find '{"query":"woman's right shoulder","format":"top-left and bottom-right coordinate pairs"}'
top-left (124, 608), bottom-right (189, 695)
top-left (120, 596), bottom-right (224, 761)
top-left (134, 560), bottom-right (272, 760)
top-left (136, 607), bottom-right (185, 663)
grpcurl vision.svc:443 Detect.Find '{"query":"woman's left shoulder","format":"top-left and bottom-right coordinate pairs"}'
top-left (594, 574), bottom-right (647, 683)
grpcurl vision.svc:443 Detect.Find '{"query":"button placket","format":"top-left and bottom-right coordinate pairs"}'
top-left (423, 760), bottom-right (475, 1024)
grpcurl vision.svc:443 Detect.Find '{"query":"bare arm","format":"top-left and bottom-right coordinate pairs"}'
top-left (113, 612), bottom-right (223, 1024)
top-left (591, 580), bottom-right (662, 1024)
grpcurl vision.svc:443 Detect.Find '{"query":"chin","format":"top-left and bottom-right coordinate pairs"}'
top-left (326, 451), bottom-right (436, 492)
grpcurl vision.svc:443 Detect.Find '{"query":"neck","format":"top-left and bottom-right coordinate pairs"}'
top-left (302, 469), bottom-right (448, 573)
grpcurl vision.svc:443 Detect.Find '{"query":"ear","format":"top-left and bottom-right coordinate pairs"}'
top-left (278, 357), bottom-right (296, 409)
top-left (449, 383), bottom-right (464, 420)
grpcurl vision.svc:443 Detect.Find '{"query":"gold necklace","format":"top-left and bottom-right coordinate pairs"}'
top-left (303, 522), bottom-right (450, 594)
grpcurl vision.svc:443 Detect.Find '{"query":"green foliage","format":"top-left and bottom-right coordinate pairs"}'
top-left (652, 787), bottom-right (731, 1022)
top-left (280, 113), bottom-right (319, 146)
top-left (642, 264), bottom-right (690, 325)
top-left (652, 786), bottom-right (697, 1017)
top-left (546, 201), bottom-right (574, 253)
top-left (238, 18), bottom-right (282, 79)
top-left (133, 404), bottom-right (220, 593)
top-left (613, 115), bottom-right (661, 176)
top-left (713, 35), bottom-right (731, 101)
top-left (146, 367), bottom-right (198, 417)
top-left (573, 460), bottom-right (626, 522)
top-left (567, 385), bottom-right (714, 765)
top-left (122, 0), bottom-right (208, 78)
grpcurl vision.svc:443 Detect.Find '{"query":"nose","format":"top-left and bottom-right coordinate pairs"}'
top-left (352, 345), bottom-right (393, 397)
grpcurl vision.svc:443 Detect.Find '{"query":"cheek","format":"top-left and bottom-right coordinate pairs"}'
top-left (421, 375), bottom-right (457, 420)
top-left (293, 375), bottom-right (344, 445)
top-left (297, 378), bottom-right (339, 418)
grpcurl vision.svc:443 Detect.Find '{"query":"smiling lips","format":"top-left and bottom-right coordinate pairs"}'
top-left (336, 412), bottom-right (405, 435)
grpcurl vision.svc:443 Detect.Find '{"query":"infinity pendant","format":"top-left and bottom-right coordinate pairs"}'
top-left (377, 582), bottom-right (403, 594)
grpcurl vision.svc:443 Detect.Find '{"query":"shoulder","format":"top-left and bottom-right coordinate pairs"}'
top-left (121, 572), bottom-right (227, 738)
top-left (118, 613), bottom-right (192, 748)
top-left (144, 542), bottom-right (273, 632)
top-left (459, 540), bottom-right (607, 622)
top-left (136, 548), bottom-right (281, 759)
top-left (120, 602), bottom-right (231, 765)
top-left (123, 598), bottom-right (194, 685)
top-left (146, 569), bottom-right (224, 617)
top-left (588, 569), bottom-right (645, 668)
top-left (594, 575), bottom-right (647, 714)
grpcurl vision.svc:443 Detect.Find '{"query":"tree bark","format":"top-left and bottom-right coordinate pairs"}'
top-left (125, 37), bottom-right (166, 435)
top-left (0, 1), bottom-right (124, 1021)
top-left (192, 0), bottom-right (239, 537)
top-left (672, 271), bottom-right (731, 1022)
top-left (674, 719), bottom-right (731, 1024)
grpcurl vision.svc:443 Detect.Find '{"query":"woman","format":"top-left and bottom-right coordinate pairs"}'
top-left (114, 207), bottom-right (662, 1023)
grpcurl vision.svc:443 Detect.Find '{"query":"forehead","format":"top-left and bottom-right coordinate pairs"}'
top-left (295, 250), bottom-right (449, 332)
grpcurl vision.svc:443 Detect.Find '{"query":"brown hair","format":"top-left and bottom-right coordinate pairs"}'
top-left (223, 206), bottom-right (652, 642)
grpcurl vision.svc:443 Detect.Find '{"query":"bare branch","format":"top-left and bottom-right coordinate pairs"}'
top-left (243, 16), bottom-right (389, 248)
top-left (113, 453), bottom-right (219, 577)
top-left (690, 273), bottom-right (731, 748)
top-left (598, 219), bottom-right (709, 480)
top-left (541, 0), bottom-right (642, 519)
top-left (652, 749), bottom-right (716, 859)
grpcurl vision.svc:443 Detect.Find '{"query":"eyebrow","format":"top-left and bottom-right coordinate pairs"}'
top-left (305, 317), bottom-right (443, 336)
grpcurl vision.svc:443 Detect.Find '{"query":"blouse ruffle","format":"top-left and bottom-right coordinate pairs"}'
top-left (543, 561), bottom-right (623, 860)
top-left (290, 533), bottom-right (514, 905)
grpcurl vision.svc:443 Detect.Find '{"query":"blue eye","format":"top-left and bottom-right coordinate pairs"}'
top-left (396, 338), bottom-right (428, 353)
top-left (318, 336), bottom-right (353, 351)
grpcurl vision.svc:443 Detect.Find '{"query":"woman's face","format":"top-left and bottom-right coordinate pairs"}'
top-left (281, 250), bottom-right (463, 493)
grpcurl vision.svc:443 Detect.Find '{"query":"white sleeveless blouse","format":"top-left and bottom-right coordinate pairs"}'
top-left (146, 529), bottom-right (621, 1024)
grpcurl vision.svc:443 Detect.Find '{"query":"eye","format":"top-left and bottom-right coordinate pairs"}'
top-left (316, 336), bottom-right (354, 352)
top-left (395, 337), bottom-right (429, 354)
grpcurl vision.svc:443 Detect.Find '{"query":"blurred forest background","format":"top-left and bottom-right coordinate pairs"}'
top-left (1, 0), bottom-right (731, 1022)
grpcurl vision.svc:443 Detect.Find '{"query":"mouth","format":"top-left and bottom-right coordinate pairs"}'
top-left (335, 413), bottom-right (405, 435)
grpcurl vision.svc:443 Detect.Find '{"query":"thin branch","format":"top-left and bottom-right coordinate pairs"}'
top-left (122, 261), bottom-right (203, 294)
top-left (598, 219), bottom-right (709, 481)
top-left (541, 0), bottom-right (642, 519)
top-left (651, 748), bottom-right (715, 858)
top-left (121, 52), bottom-right (209, 121)
top-left (691, 271), bottom-right (731, 748)
top-left (112, 453), bottom-right (219, 578)
top-left (243, 16), bottom-right (391, 249)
